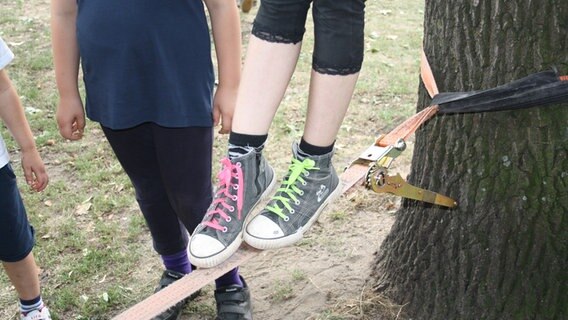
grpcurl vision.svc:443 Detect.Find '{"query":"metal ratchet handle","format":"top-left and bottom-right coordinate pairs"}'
top-left (370, 173), bottom-right (457, 208)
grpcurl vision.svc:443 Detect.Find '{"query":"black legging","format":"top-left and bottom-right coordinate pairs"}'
top-left (102, 123), bottom-right (213, 255)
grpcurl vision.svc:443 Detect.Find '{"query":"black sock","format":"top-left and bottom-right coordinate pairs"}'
top-left (299, 137), bottom-right (334, 156)
top-left (228, 132), bottom-right (268, 159)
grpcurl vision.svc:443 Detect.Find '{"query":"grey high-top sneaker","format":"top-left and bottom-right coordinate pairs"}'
top-left (189, 150), bottom-right (276, 268)
top-left (244, 142), bottom-right (341, 249)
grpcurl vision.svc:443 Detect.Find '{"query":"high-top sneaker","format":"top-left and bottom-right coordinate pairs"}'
top-left (244, 142), bottom-right (341, 249)
top-left (189, 150), bottom-right (276, 267)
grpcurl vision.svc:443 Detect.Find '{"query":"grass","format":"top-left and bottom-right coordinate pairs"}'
top-left (0, 0), bottom-right (424, 319)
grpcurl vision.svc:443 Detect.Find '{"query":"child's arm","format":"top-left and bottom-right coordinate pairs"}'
top-left (51, 0), bottom-right (85, 140)
top-left (203, 0), bottom-right (242, 134)
top-left (0, 70), bottom-right (48, 192)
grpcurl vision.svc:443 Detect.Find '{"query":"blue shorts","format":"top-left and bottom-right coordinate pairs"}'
top-left (0, 163), bottom-right (35, 262)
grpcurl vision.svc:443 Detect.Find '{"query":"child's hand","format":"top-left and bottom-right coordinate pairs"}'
top-left (212, 84), bottom-right (237, 134)
top-left (20, 148), bottom-right (48, 192)
top-left (56, 96), bottom-right (85, 140)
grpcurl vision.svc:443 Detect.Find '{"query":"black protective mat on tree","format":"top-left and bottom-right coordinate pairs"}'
top-left (431, 70), bottom-right (568, 113)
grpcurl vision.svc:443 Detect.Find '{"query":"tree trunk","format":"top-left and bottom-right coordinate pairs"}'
top-left (372, 1), bottom-right (568, 319)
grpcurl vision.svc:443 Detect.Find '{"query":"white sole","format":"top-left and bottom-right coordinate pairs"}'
top-left (189, 168), bottom-right (278, 268)
top-left (244, 181), bottom-right (343, 250)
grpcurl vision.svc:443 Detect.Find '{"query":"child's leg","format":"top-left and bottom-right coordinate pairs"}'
top-left (231, 0), bottom-right (312, 135)
top-left (244, 0), bottom-right (366, 249)
top-left (303, 0), bottom-right (365, 147)
top-left (303, 72), bottom-right (360, 146)
top-left (231, 36), bottom-right (302, 135)
top-left (0, 164), bottom-right (40, 300)
top-left (189, 0), bottom-right (312, 269)
top-left (101, 124), bottom-right (189, 260)
top-left (0, 164), bottom-right (49, 317)
top-left (153, 125), bottom-right (213, 234)
top-left (150, 125), bottom-right (245, 288)
top-left (2, 253), bottom-right (40, 300)
top-left (102, 123), bottom-right (199, 319)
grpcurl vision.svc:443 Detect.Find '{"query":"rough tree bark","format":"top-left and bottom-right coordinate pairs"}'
top-left (372, 1), bottom-right (567, 319)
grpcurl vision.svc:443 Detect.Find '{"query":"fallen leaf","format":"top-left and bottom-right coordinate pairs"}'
top-left (75, 202), bottom-right (92, 215)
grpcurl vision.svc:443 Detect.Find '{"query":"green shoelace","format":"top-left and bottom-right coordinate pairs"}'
top-left (266, 158), bottom-right (319, 220)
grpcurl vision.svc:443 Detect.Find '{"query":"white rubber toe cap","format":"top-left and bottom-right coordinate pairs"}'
top-left (246, 215), bottom-right (284, 239)
top-left (189, 234), bottom-right (225, 258)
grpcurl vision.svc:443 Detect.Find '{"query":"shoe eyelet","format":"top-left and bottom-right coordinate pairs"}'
top-left (289, 209), bottom-right (295, 214)
top-left (233, 185), bottom-right (239, 190)
top-left (299, 191), bottom-right (304, 196)
top-left (304, 172), bottom-right (310, 177)
top-left (229, 206), bottom-right (235, 212)
top-left (223, 227), bottom-right (228, 232)
top-left (283, 216), bottom-right (290, 222)
top-left (226, 216), bottom-right (232, 222)
top-left (294, 200), bottom-right (300, 205)
top-left (236, 162), bottom-right (242, 167)
top-left (302, 181), bottom-right (307, 186)
top-left (232, 195), bottom-right (238, 201)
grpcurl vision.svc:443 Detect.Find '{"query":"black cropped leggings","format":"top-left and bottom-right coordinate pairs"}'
top-left (253, 0), bottom-right (366, 75)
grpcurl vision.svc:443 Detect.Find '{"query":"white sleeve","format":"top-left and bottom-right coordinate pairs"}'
top-left (0, 36), bottom-right (15, 70)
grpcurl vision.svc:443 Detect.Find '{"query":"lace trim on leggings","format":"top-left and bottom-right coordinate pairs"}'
top-left (252, 23), bottom-right (304, 45)
top-left (313, 59), bottom-right (362, 76)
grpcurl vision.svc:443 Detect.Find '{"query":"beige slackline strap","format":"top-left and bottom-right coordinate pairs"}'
top-left (376, 49), bottom-right (440, 147)
top-left (113, 246), bottom-right (260, 319)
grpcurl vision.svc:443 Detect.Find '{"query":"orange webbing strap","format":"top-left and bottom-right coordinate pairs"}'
top-left (114, 165), bottom-right (372, 319)
top-left (340, 162), bottom-right (374, 194)
top-left (420, 49), bottom-right (440, 97)
top-left (376, 105), bottom-right (439, 147)
top-left (376, 50), bottom-right (440, 147)
top-left (560, 75), bottom-right (568, 81)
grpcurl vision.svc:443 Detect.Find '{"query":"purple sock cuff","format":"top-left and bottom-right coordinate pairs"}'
top-left (161, 250), bottom-right (192, 274)
top-left (215, 267), bottom-right (243, 288)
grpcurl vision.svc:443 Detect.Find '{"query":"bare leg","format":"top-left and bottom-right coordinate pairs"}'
top-left (303, 71), bottom-right (360, 146)
top-left (2, 252), bottom-right (41, 300)
top-left (232, 36), bottom-right (302, 135)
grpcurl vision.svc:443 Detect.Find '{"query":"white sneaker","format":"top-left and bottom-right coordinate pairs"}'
top-left (20, 307), bottom-right (51, 320)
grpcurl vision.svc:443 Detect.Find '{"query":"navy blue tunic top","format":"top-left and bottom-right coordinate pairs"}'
top-left (77, 0), bottom-right (214, 129)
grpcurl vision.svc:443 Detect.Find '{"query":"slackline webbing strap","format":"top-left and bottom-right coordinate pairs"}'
top-left (376, 49), bottom-right (440, 147)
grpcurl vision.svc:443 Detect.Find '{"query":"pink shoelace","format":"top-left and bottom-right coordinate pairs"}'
top-left (203, 158), bottom-right (244, 232)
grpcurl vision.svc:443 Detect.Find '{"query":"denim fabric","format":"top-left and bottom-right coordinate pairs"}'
top-left (253, 0), bottom-right (366, 75)
top-left (0, 164), bottom-right (35, 262)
